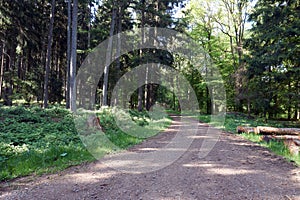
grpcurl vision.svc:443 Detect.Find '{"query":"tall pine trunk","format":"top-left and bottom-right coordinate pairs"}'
top-left (112, 3), bottom-right (123, 106)
top-left (3, 46), bottom-right (14, 106)
top-left (43, 0), bottom-right (55, 108)
top-left (137, 0), bottom-right (145, 112)
top-left (102, 7), bottom-right (116, 106)
top-left (66, 0), bottom-right (71, 109)
top-left (0, 43), bottom-right (4, 98)
top-left (70, 0), bottom-right (78, 112)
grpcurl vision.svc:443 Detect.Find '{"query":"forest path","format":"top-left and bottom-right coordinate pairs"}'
top-left (1, 115), bottom-right (299, 200)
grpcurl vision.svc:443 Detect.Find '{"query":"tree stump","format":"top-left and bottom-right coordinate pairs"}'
top-left (86, 115), bottom-right (103, 131)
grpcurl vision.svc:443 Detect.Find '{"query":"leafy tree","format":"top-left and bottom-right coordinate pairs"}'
top-left (184, 0), bottom-right (239, 113)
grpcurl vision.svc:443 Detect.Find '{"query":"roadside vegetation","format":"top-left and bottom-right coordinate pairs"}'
top-left (199, 113), bottom-right (300, 165)
top-left (0, 106), bottom-right (171, 181)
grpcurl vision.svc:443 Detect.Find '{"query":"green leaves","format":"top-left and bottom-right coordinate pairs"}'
top-left (245, 0), bottom-right (300, 119)
top-left (0, 106), bottom-right (171, 181)
top-left (0, 106), bottom-right (85, 180)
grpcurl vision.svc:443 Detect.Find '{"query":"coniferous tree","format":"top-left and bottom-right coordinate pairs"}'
top-left (246, 0), bottom-right (300, 119)
top-left (43, 0), bottom-right (56, 108)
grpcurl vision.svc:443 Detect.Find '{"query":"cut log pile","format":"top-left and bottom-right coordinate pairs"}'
top-left (237, 126), bottom-right (300, 156)
top-left (254, 126), bottom-right (300, 135)
top-left (236, 126), bottom-right (255, 134)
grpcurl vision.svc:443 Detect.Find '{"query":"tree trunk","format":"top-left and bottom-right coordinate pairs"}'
top-left (137, 86), bottom-right (143, 112)
top-left (298, 81), bottom-right (300, 120)
top-left (116, 3), bottom-right (123, 72)
top-left (43, 0), bottom-right (56, 108)
top-left (88, 0), bottom-right (92, 49)
top-left (70, 0), bottom-right (78, 112)
top-left (247, 96), bottom-right (251, 117)
top-left (0, 43), bottom-right (4, 98)
top-left (145, 0), bottom-right (159, 111)
top-left (146, 84), bottom-right (153, 111)
top-left (102, 7), bottom-right (116, 106)
top-left (173, 92), bottom-right (176, 111)
top-left (113, 2), bottom-right (123, 106)
top-left (66, 0), bottom-right (71, 109)
top-left (144, 66), bottom-right (148, 109)
top-left (4, 47), bottom-right (15, 106)
top-left (137, 0), bottom-right (145, 112)
top-left (287, 82), bottom-right (292, 120)
top-left (294, 80), bottom-right (300, 121)
top-left (206, 83), bottom-right (211, 114)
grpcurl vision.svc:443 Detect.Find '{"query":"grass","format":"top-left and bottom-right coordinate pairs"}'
top-left (0, 106), bottom-right (171, 181)
top-left (199, 113), bottom-right (300, 165)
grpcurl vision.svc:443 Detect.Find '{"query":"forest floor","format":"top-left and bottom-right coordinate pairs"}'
top-left (0, 115), bottom-right (299, 200)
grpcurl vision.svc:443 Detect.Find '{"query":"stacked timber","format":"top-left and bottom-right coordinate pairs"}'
top-left (236, 126), bottom-right (255, 134)
top-left (254, 126), bottom-right (300, 135)
top-left (237, 126), bottom-right (300, 156)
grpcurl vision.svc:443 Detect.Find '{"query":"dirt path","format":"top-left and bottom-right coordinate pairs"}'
top-left (1, 115), bottom-right (299, 200)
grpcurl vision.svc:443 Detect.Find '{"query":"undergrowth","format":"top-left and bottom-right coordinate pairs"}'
top-left (0, 106), bottom-right (171, 181)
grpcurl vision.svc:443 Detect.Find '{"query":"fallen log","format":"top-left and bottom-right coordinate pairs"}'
top-left (260, 135), bottom-right (300, 156)
top-left (236, 126), bottom-right (255, 134)
top-left (254, 126), bottom-right (300, 135)
top-left (283, 139), bottom-right (299, 156)
top-left (260, 135), bottom-right (300, 143)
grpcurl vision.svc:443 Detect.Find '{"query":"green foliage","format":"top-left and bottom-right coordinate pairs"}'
top-left (199, 113), bottom-right (300, 165)
top-left (96, 108), bottom-right (171, 147)
top-left (96, 108), bottom-right (146, 148)
top-left (128, 109), bottom-right (150, 127)
top-left (0, 106), bottom-right (171, 181)
top-left (246, 0), bottom-right (300, 119)
top-left (241, 133), bottom-right (300, 165)
top-left (0, 106), bottom-right (93, 181)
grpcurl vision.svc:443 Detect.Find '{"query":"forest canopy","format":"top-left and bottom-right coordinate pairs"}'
top-left (0, 0), bottom-right (299, 120)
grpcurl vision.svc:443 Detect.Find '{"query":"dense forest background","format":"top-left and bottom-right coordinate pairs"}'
top-left (0, 0), bottom-right (299, 120)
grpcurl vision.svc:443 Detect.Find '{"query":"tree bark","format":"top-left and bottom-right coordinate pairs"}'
top-left (236, 126), bottom-right (255, 134)
top-left (247, 87), bottom-right (251, 117)
top-left (70, 0), bottom-right (78, 112)
top-left (137, 0), bottom-right (145, 112)
top-left (88, 0), bottom-right (92, 49)
top-left (137, 86), bottom-right (143, 112)
top-left (112, 1), bottom-right (124, 106)
top-left (261, 135), bottom-right (300, 141)
top-left (102, 7), bottom-right (116, 107)
top-left (254, 126), bottom-right (300, 136)
top-left (146, 84), bottom-right (153, 111)
top-left (261, 135), bottom-right (299, 156)
top-left (237, 126), bottom-right (300, 136)
top-left (295, 80), bottom-right (300, 121)
top-left (66, 0), bottom-right (71, 109)
top-left (0, 43), bottom-right (4, 98)
top-left (43, 0), bottom-right (56, 108)
top-left (116, 2), bottom-right (123, 72)
top-left (4, 47), bottom-right (14, 106)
